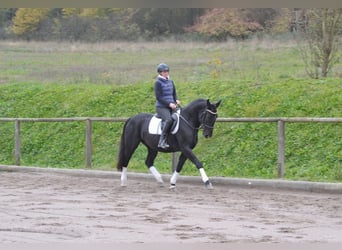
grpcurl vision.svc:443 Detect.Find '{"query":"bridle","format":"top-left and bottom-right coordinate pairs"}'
top-left (200, 109), bottom-right (218, 129)
top-left (179, 108), bottom-right (217, 131)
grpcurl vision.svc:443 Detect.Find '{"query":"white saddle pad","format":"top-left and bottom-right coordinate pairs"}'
top-left (148, 112), bottom-right (180, 135)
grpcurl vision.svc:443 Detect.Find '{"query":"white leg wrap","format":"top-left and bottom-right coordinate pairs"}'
top-left (121, 167), bottom-right (127, 186)
top-left (170, 171), bottom-right (180, 185)
top-left (149, 166), bottom-right (164, 183)
top-left (199, 168), bottom-right (209, 183)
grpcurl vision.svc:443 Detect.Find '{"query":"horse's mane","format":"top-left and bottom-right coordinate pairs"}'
top-left (183, 99), bottom-right (207, 112)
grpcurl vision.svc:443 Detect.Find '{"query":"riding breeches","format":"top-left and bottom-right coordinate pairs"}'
top-left (156, 107), bottom-right (172, 122)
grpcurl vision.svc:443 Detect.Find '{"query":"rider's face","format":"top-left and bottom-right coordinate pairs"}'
top-left (160, 70), bottom-right (169, 78)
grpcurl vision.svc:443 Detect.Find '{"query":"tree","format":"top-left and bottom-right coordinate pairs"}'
top-left (62, 8), bottom-right (115, 18)
top-left (127, 8), bottom-right (204, 38)
top-left (0, 8), bottom-right (16, 26)
top-left (298, 8), bottom-right (342, 78)
top-left (266, 8), bottom-right (293, 33)
top-left (0, 8), bottom-right (17, 38)
top-left (58, 9), bottom-right (136, 42)
top-left (61, 8), bottom-right (81, 17)
top-left (12, 8), bottom-right (50, 38)
top-left (186, 8), bottom-right (264, 40)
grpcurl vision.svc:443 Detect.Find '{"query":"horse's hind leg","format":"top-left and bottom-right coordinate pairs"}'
top-left (120, 132), bottom-right (141, 187)
top-left (120, 145), bottom-right (139, 187)
top-left (170, 153), bottom-right (187, 189)
top-left (145, 148), bottom-right (164, 185)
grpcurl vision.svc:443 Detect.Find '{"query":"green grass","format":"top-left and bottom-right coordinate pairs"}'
top-left (0, 39), bottom-right (319, 85)
top-left (0, 39), bottom-right (341, 182)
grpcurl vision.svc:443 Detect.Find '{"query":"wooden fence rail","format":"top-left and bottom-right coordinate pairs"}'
top-left (1, 117), bottom-right (341, 178)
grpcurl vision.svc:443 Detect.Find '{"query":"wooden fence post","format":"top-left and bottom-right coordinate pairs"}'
top-left (86, 119), bottom-right (92, 168)
top-left (15, 120), bottom-right (21, 166)
top-left (277, 120), bottom-right (285, 178)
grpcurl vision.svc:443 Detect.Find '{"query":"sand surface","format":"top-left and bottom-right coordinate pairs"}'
top-left (0, 171), bottom-right (341, 243)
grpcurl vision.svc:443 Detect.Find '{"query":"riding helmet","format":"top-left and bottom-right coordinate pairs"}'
top-left (157, 63), bottom-right (170, 73)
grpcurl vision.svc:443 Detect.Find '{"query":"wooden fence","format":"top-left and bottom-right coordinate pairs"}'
top-left (0, 117), bottom-right (341, 178)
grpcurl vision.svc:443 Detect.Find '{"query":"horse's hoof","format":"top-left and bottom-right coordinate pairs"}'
top-left (205, 181), bottom-right (213, 190)
top-left (169, 184), bottom-right (176, 190)
top-left (156, 177), bottom-right (164, 185)
top-left (158, 181), bottom-right (165, 187)
top-left (121, 178), bottom-right (127, 187)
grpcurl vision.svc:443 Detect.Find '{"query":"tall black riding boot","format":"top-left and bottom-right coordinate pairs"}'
top-left (158, 120), bottom-right (173, 148)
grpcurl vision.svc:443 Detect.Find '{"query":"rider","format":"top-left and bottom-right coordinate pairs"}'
top-left (154, 63), bottom-right (181, 148)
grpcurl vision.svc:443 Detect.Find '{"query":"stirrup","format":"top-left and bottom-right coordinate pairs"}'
top-left (158, 140), bottom-right (169, 148)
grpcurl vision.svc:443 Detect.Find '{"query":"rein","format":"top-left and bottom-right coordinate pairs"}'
top-left (179, 114), bottom-right (200, 130)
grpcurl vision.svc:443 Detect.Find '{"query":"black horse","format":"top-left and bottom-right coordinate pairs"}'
top-left (117, 98), bottom-right (221, 189)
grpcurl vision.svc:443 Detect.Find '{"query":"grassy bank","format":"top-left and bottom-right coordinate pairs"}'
top-left (0, 40), bottom-right (341, 182)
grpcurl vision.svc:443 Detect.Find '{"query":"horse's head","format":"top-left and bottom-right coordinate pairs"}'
top-left (201, 99), bottom-right (221, 138)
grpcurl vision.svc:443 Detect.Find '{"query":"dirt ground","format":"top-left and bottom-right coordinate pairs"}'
top-left (0, 170), bottom-right (341, 243)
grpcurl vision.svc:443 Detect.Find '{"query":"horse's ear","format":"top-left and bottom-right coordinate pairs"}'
top-left (206, 99), bottom-right (210, 106)
top-left (215, 100), bottom-right (222, 108)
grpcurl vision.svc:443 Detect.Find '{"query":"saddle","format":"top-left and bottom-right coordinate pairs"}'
top-left (148, 110), bottom-right (180, 135)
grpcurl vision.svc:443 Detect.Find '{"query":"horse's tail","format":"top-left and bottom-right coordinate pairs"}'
top-left (116, 118), bottom-right (131, 172)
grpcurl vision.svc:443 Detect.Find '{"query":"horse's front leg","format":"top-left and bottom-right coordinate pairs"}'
top-left (174, 148), bottom-right (213, 189)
